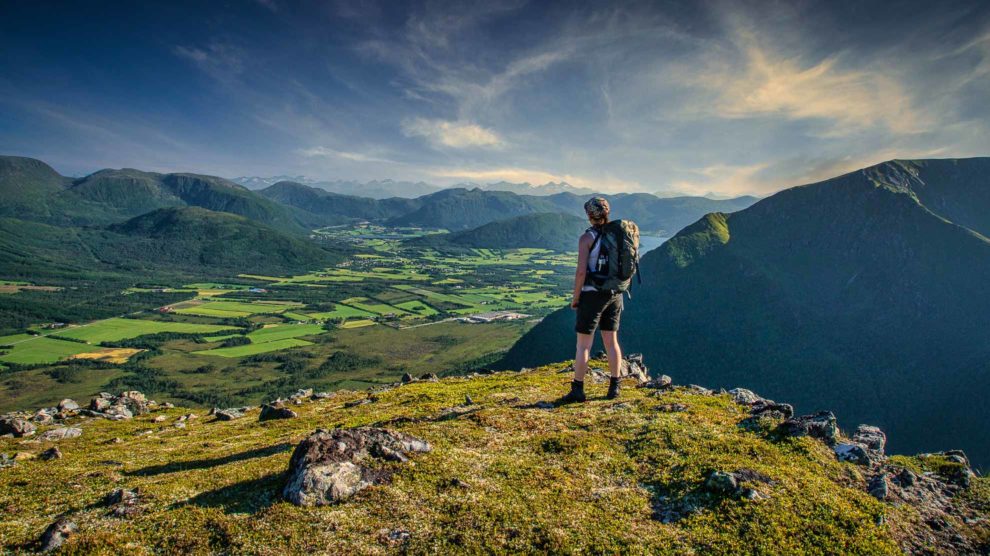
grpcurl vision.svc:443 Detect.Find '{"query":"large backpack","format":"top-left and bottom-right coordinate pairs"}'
top-left (586, 219), bottom-right (641, 294)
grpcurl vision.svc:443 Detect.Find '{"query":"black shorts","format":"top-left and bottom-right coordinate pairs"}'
top-left (575, 289), bottom-right (623, 334)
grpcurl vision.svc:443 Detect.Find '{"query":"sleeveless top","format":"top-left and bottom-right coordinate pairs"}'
top-left (582, 228), bottom-right (602, 292)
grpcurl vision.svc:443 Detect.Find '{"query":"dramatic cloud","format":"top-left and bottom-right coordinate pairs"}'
top-left (401, 118), bottom-right (503, 149)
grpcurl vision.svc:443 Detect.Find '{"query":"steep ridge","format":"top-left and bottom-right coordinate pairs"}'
top-left (386, 188), bottom-right (561, 230)
top-left (257, 181), bottom-right (421, 225)
top-left (500, 158), bottom-right (990, 468)
top-left (0, 156), bottom-right (72, 220)
top-left (0, 363), bottom-right (985, 553)
top-left (408, 212), bottom-right (588, 251)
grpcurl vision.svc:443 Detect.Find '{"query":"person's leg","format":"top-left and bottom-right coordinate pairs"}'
top-left (573, 332), bottom-right (594, 382)
top-left (601, 330), bottom-right (622, 378)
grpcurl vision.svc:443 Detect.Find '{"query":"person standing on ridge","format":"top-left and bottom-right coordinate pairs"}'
top-left (559, 197), bottom-right (640, 403)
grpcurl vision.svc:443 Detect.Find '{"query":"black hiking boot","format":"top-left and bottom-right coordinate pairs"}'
top-left (557, 380), bottom-right (586, 404)
top-left (606, 377), bottom-right (621, 400)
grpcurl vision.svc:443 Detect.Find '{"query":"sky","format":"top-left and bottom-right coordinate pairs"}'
top-left (1, 0), bottom-right (988, 197)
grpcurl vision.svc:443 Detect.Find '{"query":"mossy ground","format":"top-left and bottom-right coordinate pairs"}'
top-left (0, 364), bottom-right (986, 554)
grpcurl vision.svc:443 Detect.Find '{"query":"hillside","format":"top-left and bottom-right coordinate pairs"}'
top-left (94, 207), bottom-right (342, 273)
top-left (257, 181), bottom-right (421, 225)
top-left (499, 157), bottom-right (990, 469)
top-left (0, 157), bottom-right (307, 234)
top-left (0, 362), bottom-right (985, 553)
top-left (386, 188), bottom-right (562, 230)
top-left (409, 212), bottom-right (588, 251)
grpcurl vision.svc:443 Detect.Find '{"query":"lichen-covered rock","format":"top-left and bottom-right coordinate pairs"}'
top-left (105, 488), bottom-right (142, 518)
top-left (37, 427), bottom-right (82, 442)
top-left (728, 388), bottom-right (764, 405)
top-left (39, 518), bottom-right (77, 552)
top-left (0, 417), bottom-right (36, 437)
top-left (852, 425), bottom-right (886, 453)
top-left (259, 403), bottom-right (298, 421)
top-left (214, 408), bottom-right (246, 421)
top-left (283, 427), bottom-right (431, 507)
top-left (868, 474), bottom-right (889, 500)
top-left (779, 411), bottom-right (838, 445)
top-left (749, 400), bottom-right (794, 420)
top-left (40, 446), bottom-right (62, 460)
top-left (103, 405), bottom-right (133, 420)
top-left (638, 375), bottom-right (672, 390)
top-left (833, 442), bottom-right (872, 465)
top-left (57, 399), bottom-right (79, 412)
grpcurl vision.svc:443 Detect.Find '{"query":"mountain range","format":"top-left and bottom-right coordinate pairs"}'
top-left (234, 176), bottom-right (600, 198)
top-left (499, 157), bottom-right (990, 469)
top-left (408, 212), bottom-right (589, 252)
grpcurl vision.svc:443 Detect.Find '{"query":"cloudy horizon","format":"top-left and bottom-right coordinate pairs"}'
top-left (1, 0), bottom-right (988, 197)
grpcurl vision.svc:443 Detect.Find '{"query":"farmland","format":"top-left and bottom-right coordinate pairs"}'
top-left (0, 223), bottom-right (573, 410)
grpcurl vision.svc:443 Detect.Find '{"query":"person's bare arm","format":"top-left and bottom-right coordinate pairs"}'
top-left (571, 232), bottom-right (593, 308)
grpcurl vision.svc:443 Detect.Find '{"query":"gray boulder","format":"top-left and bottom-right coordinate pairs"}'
top-left (750, 400), bottom-right (794, 420)
top-left (853, 425), bottom-right (886, 453)
top-left (259, 404), bottom-right (298, 421)
top-left (779, 411), bottom-right (838, 445)
top-left (868, 474), bottom-right (890, 500)
top-left (103, 405), bottom-right (133, 420)
top-left (37, 427), bottom-right (82, 442)
top-left (638, 375), bottom-right (672, 390)
top-left (833, 442), bottom-right (873, 465)
top-left (57, 399), bottom-right (79, 412)
top-left (39, 518), bottom-right (77, 552)
top-left (40, 447), bottom-right (62, 460)
top-left (214, 408), bottom-right (246, 421)
top-left (283, 427), bottom-right (431, 506)
top-left (728, 388), bottom-right (764, 405)
top-left (0, 417), bottom-right (36, 437)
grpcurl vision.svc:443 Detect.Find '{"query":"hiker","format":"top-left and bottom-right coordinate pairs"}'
top-left (560, 197), bottom-right (640, 403)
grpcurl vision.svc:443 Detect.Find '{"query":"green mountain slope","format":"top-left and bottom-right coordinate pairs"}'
top-left (410, 212), bottom-right (589, 251)
top-left (0, 364), bottom-right (986, 553)
top-left (257, 181), bottom-right (421, 225)
top-left (0, 156), bottom-right (72, 220)
top-left (500, 157), bottom-right (990, 469)
top-left (386, 188), bottom-right (562, 230)
top-left (0, 157), bottom-right (307, 234)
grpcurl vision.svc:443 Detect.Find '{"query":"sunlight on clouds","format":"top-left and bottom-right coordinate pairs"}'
top-left (694, 37), bottom-right (924, 136)
top-left (428, 167), bottom-right (639, 192)
top-left (401, 118), bottom-right (503, 149)
top-left (670, 163), bottom-right (769, 196)
top-left (299, 146), bottom-right (395, 164)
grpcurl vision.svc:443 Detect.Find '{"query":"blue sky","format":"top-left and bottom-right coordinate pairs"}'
top-left (1, 0), bottom-right (988, 196)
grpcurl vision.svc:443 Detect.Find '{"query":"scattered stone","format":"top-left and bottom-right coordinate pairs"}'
top-left (401, 373), bottom-right (415, 383)
top-left (291, 388), bottom-right (314, 400)
top-left (779, 411), bottom-right (838, 445)
top-left (868, 474), bottom-right (890, 500)
top-left (659, 403), bottom-right (688, 413)
top-left (687, 384), bottom-right (713, 395)
top-left (728, 388), bottom-right (764, 405)
top-left (834, 442), bottom-right (872, 465)
top-left (705, 470), bottom-right (738, 494)
top-left (57, 399), bottom-right (79, 412)
top-left (464, 394), bottom-right (475, 406)
top-left (0, 453), bottom-right (14, 469)
top-left (152, 415), bottom-right (167, 423)
top-left (32, 412), bottom-right (54, 425)
top-left (749, 400), bottom-right (794, 420)
top-left (38, 518), bottom-right (77, 552)
top-left (895, 468), bottom-right (917, 488)
top-left (419, 373), bottom-right (439, 381)
top-left (40, 446), bottom-right (62, 460)
top-left (174, 422), bottom-right (186, 429)
top-left (102, 405), bottom-right (133, 420)
top-left (638, 375), bottom-right (672, 390)
top-left (37, 427), bottom-right (82, 442)
top-left (853, 425), bottom-right (886, 453)
top-left (259, 403), bottom-right (299, 421)
top-left (313, 392), bottom-right (333, 399)
top-left (283, 427), bottom-right (431, 506)
top-left (344, 398), bottom-right (372, 408)
top-left (622, 354), bottom-right (650, 383)
top-left (185, 413), bottom-right (198, 420)
top-left (387, 529), bottom-right (411, 543)
top-left (0, 417), bottom-right (36, 437)
top-left (105, 488), bottom-right (142, 518)
top-left (214, 408), bottom-right (246, 421)
top-left (14, 451), bottom-right (36, 461)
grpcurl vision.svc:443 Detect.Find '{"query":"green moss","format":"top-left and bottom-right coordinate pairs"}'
top-left (0, 363), bottom-right (984, 554)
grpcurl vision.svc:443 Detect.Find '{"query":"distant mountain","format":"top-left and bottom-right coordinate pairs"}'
top-left (257, 181), bottom-right (422, 225)
top-left (235, 176), bottom-right (442, 199)
top-left (0, 157), bottom-right (307, 234)
top-left (97, 207), bottom-right (340, 273)
top-left (470, 181), bottom-right (597, 196)
top-left (409, 212), bottom-right (588, 251)
top-left (499, 157), bottom-right (990, 468)
top-left (386, 188), bottom-right (561, 230)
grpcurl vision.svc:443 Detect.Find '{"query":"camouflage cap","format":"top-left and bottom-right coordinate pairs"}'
top-left (583, 197), bottom-right (610, 219)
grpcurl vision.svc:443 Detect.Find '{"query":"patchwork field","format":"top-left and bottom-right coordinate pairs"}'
top-left (52, 318), bottom-right (234, 344)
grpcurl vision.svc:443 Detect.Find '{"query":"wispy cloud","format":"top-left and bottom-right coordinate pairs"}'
top-left (172, 41), bottom-right (246, 82)
top-left (427, 166), bottom-right (640, 192)
top-left (299, 146), bottom-right (397, 164)
top-left (401, 118), bottom-right (502, 149)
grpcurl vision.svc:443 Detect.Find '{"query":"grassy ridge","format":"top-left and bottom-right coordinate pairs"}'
top-left (1, 364), bottom-right (985, 553)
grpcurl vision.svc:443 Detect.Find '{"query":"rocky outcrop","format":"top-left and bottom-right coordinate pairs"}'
top-left (0, 417), bottom-right (36, 437)
top-left (259, 403), bottom-right (298, 421)
top-left (779, 411), bottom-right (839, 445)
top-left (37, 427), bottom-right (82, 442)
top-left (38, 518), bottom-right (77, 552)
top-left (283, 428), bottom-right (431, 507)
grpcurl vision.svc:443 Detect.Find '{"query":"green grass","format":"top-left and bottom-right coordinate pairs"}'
top-left (306, 304), bottom-right (376, 321)
top-left (192, 338), bottom-right (314, 358)
top-left (394, 300), bottom-right (439, 316)
top-left (52, 318), bottom-right (233, 344)
top-left (175, 300), bottom-right (301, 318)
top-left (1, 364), bottom-right (979, 553)
top-left (0, 336), bottom-right (97, 364)
top-left (339, 319), bottom-right (376, 329)
top-left (246, 324), bottom-right (326, 343)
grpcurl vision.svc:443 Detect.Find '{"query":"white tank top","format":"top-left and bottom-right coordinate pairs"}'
top-left (582, 229), bottom-right (602, 292)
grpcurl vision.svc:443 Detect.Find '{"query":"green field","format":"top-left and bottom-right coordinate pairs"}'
top-left (246, 324), bottom-right (325, 343)
top-left (342, 297), bottom-right (409, 316)
top-left (339, 319), bottom-right (376, 329)
top-left (306, 304), bottom-right (376, 321)
top-left (192, 338), bottom-right (314, 358)
top-left (0, 337), bottom-right (98, 365)
top-left (175, 300), bottom-right (302, 318)
top-left (52, 318), bottom-right (235, 344)
top-left (393, 300), bottom-right (439, 316)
